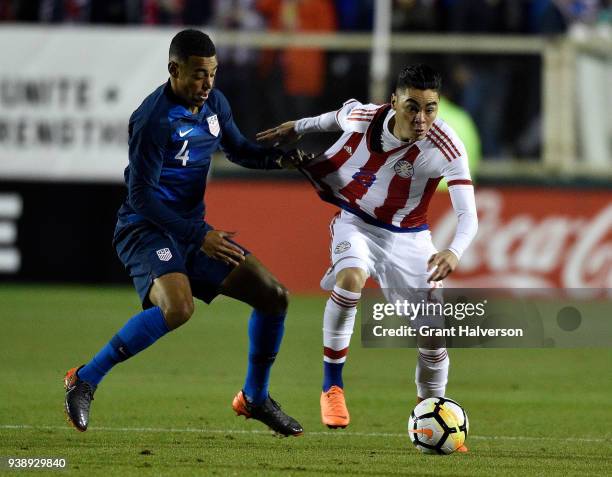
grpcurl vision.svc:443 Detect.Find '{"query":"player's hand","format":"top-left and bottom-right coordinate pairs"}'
top-left (256, 121), bottom-right (302, 146)
top-left (201, 230), bottom-right (245, 267)
top-left (277, 148), bottom-right (314, 169)
top-left (427, 250), bottom-right (459, 283)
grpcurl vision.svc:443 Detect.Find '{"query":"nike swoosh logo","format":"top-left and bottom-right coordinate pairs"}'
top-left (409, 428), bottom-right (433, 439)
top-left (178, 128), bottom-right (193, 137)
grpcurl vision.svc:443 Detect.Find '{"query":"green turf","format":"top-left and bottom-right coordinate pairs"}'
top-left (1, 285), bottom-right (611, 476)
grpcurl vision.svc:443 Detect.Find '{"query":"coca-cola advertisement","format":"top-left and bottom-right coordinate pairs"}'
top-left (436, 189), bottom-right (612, 290)
top-left (207, 182), bottom-right (612, 293)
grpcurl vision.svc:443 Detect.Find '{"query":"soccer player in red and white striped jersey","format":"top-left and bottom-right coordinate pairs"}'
top-left (258, 65), bottom-right (477, 443)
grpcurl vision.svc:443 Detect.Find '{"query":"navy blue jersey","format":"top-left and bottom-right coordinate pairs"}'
top-left (117, 82), bottom-right (280, 247)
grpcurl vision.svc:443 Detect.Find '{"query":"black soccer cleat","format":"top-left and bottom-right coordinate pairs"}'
top-left (232, 390), bottom-right (304, 437)
top-left (64, 365), bottom-right (96, 432)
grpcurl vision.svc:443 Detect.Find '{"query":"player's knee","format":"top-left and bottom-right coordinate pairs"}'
top-left (260, 282), bottom-right (289, 316)
top-left (336, 268), bottom-right (367, 292)
top-left (162, 299), bottom-right (194, 329)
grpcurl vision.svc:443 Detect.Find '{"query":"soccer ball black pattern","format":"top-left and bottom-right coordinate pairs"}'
top-left (408, 397), bottom-right (469, 454)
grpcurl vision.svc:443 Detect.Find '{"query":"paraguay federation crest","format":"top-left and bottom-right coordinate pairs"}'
top-left (206, 114), bottom-right (220, 137)
top-left (334, 241), bottom-right (351, 254)
top-left (394, 160), bottom-right (414, 178)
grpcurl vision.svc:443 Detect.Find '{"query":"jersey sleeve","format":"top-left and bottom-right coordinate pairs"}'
top-left (215, 90), bottom-right (282, 170)
top-left (434, 128), bottom-right (477, 259)
top-left (439, 150), bottom-right (472, 185)
top-left (335, 99), bottom-right (380, 133)
top-left (447, 185), bottom-right (478, 260)
top-left (294, 99), bottom-right (379, 135)
top-left (127, 115), bottom-right (208, 246)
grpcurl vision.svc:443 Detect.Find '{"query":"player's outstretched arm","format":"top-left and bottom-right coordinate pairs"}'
top-left (256, 121), bottom-right (301, 145)
top-left (257, 107), bottom-right (344, 146)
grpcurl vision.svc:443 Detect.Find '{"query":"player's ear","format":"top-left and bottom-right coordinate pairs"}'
top-left (168, 61), bottom-right (179, 78)
top-left (391, 92), bottom-right (397, 110)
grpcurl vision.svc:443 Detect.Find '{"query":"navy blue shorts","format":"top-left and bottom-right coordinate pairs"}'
top-left (113, 221), bottom-right (246, 308)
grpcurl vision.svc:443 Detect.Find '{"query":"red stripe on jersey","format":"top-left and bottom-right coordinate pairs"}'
top-left (428, 129), bottom-right (457, 160)
top-left (324, 346), bottom-right (349, 359)
top-left (400, 177), bottom-right (442, 228)
top-left (349, 113), bottom-right (375, 118)
top-left (433, 124), bottom-right (461, 157)
top-left (350, 108), bottom-right (376, 116)
top-left (447, 179), bottom-right (472, 186)
top-left (347, 118), bottom-right (372, 122)
top-left (373, 145), bottom-right (420, 223)
top-left (305, 133), bottom-right (363, 178)
top-left (338, 153), bottom-right (388, 206)
top-left (427, 134), bottom-right (452, 162)
top-left (336, 100), bottom-right (359, 123)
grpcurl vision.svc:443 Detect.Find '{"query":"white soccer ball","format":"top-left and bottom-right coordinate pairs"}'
top-left (407, 397), bottom-right (469, 455)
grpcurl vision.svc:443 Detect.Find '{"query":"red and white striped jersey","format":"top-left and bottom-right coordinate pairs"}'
top-left (301, 99), bottom-right (472, 232)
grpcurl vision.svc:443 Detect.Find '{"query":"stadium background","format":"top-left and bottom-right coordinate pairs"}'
top-left (0, 1), bottom-right (611, 475)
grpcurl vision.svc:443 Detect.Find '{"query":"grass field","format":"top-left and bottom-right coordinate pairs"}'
top-left (1, 285), bottom-right (611, 476)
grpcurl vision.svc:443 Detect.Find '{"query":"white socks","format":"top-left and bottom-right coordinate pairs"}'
top-left (322, 286), bottom-right (361, 363)
top-left (415, 348), bottom-right (449, 398)
top-left (323, 285), bottom-right (450, 399)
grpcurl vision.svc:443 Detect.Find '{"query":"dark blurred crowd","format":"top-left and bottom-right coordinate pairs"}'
top-left (1, 0), bottom-right (609, 32)
top-left (1, 0), bottom-right (609, 159)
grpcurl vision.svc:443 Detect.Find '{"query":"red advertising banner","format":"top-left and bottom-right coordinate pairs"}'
top-left (206, 181), bottom-right (611, 293)
top-left (435, 188), bottom-right (611, 289)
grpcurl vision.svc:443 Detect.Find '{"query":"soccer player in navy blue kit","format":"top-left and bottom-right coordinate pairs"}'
top-left (64, 29), bottom-right (305, 437)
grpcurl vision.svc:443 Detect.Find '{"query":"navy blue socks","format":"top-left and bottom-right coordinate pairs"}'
top-left (243, 309), bottom-right (286, 405)
top-left (78, 305), bottom-right (286, 403)
top-left (323, 361), bottom-right (345, 392)
top-left (77, 306), bottom-right (169, 386)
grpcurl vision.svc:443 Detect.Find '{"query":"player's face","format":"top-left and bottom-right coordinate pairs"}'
top-left (169, 55), bottom-right (218, 112)
top-left (391, 88), bottom-right (439, 141)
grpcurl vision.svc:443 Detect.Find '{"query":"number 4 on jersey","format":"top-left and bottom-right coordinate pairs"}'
top-left (175, 140), bottom-right (190, 166)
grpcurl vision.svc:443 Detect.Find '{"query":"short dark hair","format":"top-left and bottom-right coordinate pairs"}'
top-left (396, 64), bottom-right (441, 92)
top-left (169, 29), bottom-right (216, 62)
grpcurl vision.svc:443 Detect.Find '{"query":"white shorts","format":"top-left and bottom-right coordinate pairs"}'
top-left (321, 210), bottom-right (440, 293)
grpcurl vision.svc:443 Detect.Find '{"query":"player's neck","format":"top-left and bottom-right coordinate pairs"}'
top-left (168, 81), bottom-right (201, 114)
top-left (388, 115), bottom-right (415, 144)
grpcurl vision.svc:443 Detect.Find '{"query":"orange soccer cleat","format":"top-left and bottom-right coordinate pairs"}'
top-left (320, 385), bottom-right (350, 429)
top-left (456, 444), bottom-right (469, 453)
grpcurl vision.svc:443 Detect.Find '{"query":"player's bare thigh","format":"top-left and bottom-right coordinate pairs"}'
top-left (335, 267), bottom-right (368, 293)
top-left (220, 254), bottom-right (289, 316)
top-left (149, 272), bottom-right (195, 330)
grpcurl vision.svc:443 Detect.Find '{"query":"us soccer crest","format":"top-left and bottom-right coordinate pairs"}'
top-left (394, 160), bottom-right (414, 178)
top-left (206, 114), bottom-right (220, 137)
top-left (156, 248), bottom-right (172, 262)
